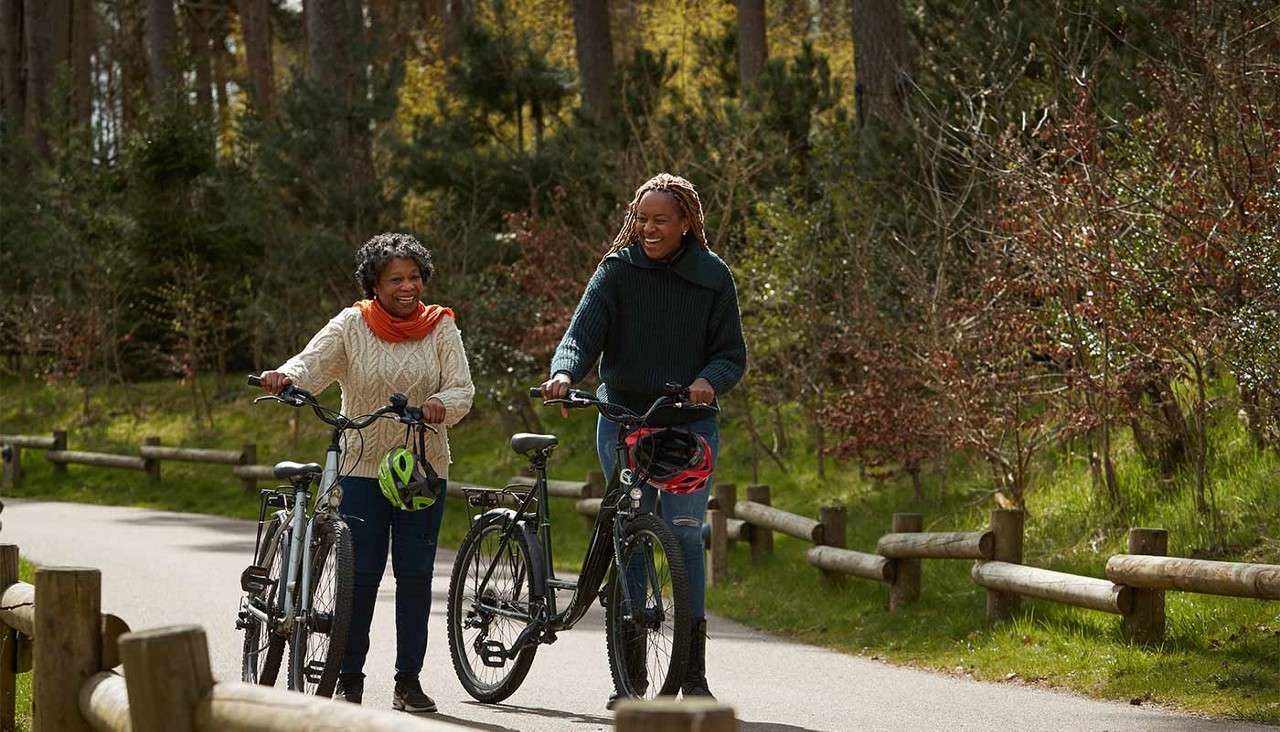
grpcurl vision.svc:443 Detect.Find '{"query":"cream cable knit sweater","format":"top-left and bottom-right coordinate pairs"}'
top-left (277, 307), bottom-right (475, 479)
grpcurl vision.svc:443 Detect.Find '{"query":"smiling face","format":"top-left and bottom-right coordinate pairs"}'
top-left (634, 190), bottom-right (687, 261)
top-left (373, 257), bottom-right (424, 319)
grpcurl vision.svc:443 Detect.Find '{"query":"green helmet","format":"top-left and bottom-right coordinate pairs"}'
top-left (377, 447), bottom-right (441, 511)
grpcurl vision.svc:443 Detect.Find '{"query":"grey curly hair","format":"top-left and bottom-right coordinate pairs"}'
top-left (354, 233), bottom-right (435, 299)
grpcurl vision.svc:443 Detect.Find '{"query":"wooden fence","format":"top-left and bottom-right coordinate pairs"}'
top-left (0, 543), bottom-right (731, 732)
top-left (4, 432), bottom-right (1278, 645)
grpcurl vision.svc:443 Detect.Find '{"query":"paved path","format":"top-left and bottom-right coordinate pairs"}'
top-left (1, 499), bottom-right (1268, 731)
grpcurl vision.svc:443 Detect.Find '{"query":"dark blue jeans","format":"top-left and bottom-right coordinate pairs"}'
top-left (337, 476), bottom-right (447, 677)
top-left (597, 414), bottom-right (718, 619)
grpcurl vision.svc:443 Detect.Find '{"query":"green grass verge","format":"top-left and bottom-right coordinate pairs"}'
top-left (14, 558), bottom-right (34, 732)
top-left (1, 378), bottom-right (1277, 722)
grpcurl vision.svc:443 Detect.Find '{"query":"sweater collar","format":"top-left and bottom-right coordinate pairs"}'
top-left (609, 242), bottom-right (721, 288)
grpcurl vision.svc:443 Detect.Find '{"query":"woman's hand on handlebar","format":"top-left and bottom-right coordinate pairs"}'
top-left (422, 396), bottom-right (447, 424)
top-left (257, 370), bottom-right (292, 395)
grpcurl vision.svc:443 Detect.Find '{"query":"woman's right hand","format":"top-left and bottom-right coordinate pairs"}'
top-left (258, 370), bottom-right (292, 395)
top-left (538, 373), bottom-right (572, 417)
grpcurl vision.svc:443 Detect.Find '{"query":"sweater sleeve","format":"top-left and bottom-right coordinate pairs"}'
top-left (430, 316), bottom-right (475, 428)
top-left (277, 310), bottom-right (350, 395)
top-left (549, 264), bottom-right (613, 383)
top-left (698, 269), bottom-right (748, 395)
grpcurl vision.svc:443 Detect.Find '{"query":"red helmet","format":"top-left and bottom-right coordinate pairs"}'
top-left (625, 428), bottom-right (714, 495)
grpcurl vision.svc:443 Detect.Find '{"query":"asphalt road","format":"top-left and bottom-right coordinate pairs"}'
top-left (2, 498), bottom-right (1268, 731)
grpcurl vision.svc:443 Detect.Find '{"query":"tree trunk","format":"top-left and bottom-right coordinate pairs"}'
top-left (0, 0), bottom-right (23, 130)
top-left (736, 0), bottom-right (766, 90)
top-left (70, 0), bottom-right (93, 126)
top-left (572, 0), bottom-right (614, 122)
top-left (23, 0), bottom-right (51, 155)
top-left (185, 4), bottom-right (213, 119)
top-left (236, 0), bottom-right (274, 116)
top-left (212, 10), bottom-right (231, 136)
top-left (849, 0), bottom-right (914, 125)
top-left (117, 0), bottom-right (148, 131)
top-left (443, 0), bottom-right (468, 58)
top-left (146, 0), bottom-right (179, 102)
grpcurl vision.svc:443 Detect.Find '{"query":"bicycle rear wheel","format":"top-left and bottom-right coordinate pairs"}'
top-left (604, 513), bottom-right (691, 701)
top-left (288, 516), bottom-right (354, 697)
top-left (447, 518), bottom-right (538, 703)
top-left (241, 513), bottom-right (288, 686)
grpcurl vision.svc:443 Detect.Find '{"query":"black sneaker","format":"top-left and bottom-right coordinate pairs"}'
top-left (393, 675), bottom-right (437, 713)
top-left (335, 673), bottom-right (363, 704)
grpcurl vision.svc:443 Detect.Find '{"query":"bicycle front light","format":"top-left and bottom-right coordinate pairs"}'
top-left (629, 487), bottom-right (642, 502)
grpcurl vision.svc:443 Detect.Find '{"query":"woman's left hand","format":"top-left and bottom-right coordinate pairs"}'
top-left (423, 397), bottom-right (447, 423)
top-left (687, 378), bottom-right (716, 405)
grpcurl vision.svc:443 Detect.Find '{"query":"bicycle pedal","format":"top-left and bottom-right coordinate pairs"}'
top-left (479, 641), bottom-right (508, 668)
top-left (304, 660), bottom-right (326, 683)
top-left (240, 565), bottom-right (272, 594)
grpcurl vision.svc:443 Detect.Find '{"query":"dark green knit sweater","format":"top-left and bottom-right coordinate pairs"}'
top-left (549, 242), bottom-right (748, 425)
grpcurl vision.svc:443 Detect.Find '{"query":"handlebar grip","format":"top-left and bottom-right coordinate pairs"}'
top-left (529, 387), bottom-right (543, 399)
top-left (246, 374), bottom-right (263, 387)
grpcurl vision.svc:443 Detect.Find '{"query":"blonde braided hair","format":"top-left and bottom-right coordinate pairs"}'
top-left (602, 173), bottom-right (709, 261)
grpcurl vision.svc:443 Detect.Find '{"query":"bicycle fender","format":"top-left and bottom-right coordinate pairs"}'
top-left (477, 509), bottom-right (548, 602)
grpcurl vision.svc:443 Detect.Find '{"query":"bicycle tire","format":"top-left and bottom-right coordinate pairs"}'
top-left (447, 517), bottom-right (539, 703)
top-left (604, 513), bottom-right (691, 701)
top-left (241, 513), bottom-right (288, 686)
top-left (287, 516), bottom-right (354, 697)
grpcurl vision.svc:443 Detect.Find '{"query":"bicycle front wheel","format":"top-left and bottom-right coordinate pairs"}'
top-left (288, 516), bottom-right (354, 697)
top-left (604, 513), bottom-right (691, 701)
top-left (447, 517), bottom-right (538, 703)
top-left (241, 513), bottom-right (287, 686)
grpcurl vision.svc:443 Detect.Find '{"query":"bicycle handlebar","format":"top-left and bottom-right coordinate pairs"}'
top-left (247, 374), bottom-right (431, 433)
top-left (530, 383), bottom-right (717, 426)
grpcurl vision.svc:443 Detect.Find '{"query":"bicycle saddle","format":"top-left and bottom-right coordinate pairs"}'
top-left (273, 461), bottom-right (323, 479)
top-left (509, 433), bottom-right (558, 455)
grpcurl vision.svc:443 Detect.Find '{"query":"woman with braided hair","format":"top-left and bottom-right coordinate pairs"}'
top-left (540, 173), bottom-right (747, 707)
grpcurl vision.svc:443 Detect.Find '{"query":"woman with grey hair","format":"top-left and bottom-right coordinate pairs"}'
top-left (257, 233), bottom-right (474, 713)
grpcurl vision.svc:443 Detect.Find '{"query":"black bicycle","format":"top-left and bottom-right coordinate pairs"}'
top-left (446, 383), bottom-right (714, 704)
top-left (237, 376), bottom-right (435, 697)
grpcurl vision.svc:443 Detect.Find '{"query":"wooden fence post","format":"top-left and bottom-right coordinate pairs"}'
top-left (746, 485), bottom-right (772, 563)
top-left (33, 567), bottom-right (101, 732)
top-left (987, 509), bottom-right (1024, 622)
top-left (0, 545), bottom-right (17, 732)
top-left (818, 505), bottom-right (847, 585)
top-left (0, 444), bottom-right (19, 488)
top-left (51, 431), bottom-right (67, 475)
top-left (240, 443), bottom-right (258, 491)
top-left (614, 698), bottom-right (736, 732)
top-left (889, 513), bottom-right (922, 610)
top-left (1122, 527), bottom-right (1168, 644)
top-left (142, 437), bottom-right (161, 482)
top-left (713, 483), bottom-right (737, 546)
top-left (707, 508), bottom-right (728, 586)
top-left (120, 625), bottom-right (214, 732)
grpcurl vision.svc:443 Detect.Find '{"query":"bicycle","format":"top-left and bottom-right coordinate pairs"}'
top-left (236, 375), bottom-right (434, 697)
top-left (446, 383), bottom-right (714, 704)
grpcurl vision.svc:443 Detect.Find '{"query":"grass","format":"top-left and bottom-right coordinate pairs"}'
top-left (2, 377), bottom-right (1278, 722)
top-left (13, 558), bottom-right (34, 732)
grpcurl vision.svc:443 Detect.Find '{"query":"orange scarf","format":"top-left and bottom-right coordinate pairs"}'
top-left (354, 299), bottom-right (454, 343)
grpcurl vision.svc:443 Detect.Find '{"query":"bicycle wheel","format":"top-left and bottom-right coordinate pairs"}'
top-left (241, 513), bottom-right (288, 686)
top-left (447, 517), bottom-right (539, 703)
top-left (288, 516), bottom-right (354, 697)
top-left (604, 513), bottom-right (691, 701)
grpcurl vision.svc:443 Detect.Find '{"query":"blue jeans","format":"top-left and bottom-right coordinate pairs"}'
top-left (597, 414), bottom-right (718, 619)
top-left (337, 476), bottom-right (447, 677)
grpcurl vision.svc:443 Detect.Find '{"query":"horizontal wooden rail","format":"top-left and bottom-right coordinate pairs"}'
top-left (735, 500), bottom-right (823, 543)
top-left (0, 434), bottom-right (56, 449)
top-left (80, 671), bottom-right (129, 732)
top-left (1105, 555), bottom-right (1280, 600)
top-left (139, 445), bottom-right (244, 465)
top-left (576, 498), bottom-right (603, 517)
top-left (972, 561), bottom-right (1133, 615)
top-left (877, 531), bottom-right (993, 560)
top-left (726, 518), bottom-right (748, 541)
top-left (196, 681), bottom-right (464, 730)
top-left (507, 476), bottom-right (591, 499)
top-left (231, 464), bottom-right (276, 481)
top-left (47, 451), bottom-right (146, 471)
top-left (0, 581), bottom-right (34, 636)
top-left (806, 546), bottom-right (895, 582)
